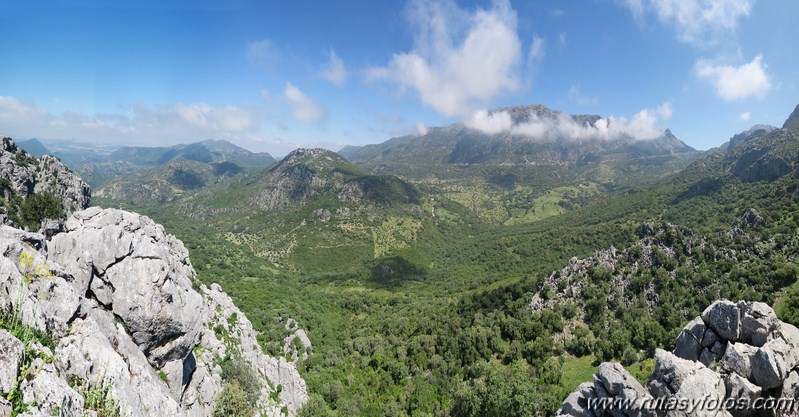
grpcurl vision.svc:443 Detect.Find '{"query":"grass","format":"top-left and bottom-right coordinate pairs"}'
top-left (559, 355), bottom-right (598, 393)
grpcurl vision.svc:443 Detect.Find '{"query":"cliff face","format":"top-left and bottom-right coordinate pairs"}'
top-left (0, 208), bottom-right (307, 417)
top-left (0, 137), bottom-right (91, 233)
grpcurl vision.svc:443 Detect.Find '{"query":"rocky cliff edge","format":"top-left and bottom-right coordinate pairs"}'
top-left (0, 207), bottom-right (307, 417)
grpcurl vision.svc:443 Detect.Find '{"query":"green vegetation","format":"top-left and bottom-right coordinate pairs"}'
top-left (70, 376), bottom-right (122, 417)
top-left (212, 382), bottom-right (253, 417)
top-left (1, 252), bottom-right (57, 416)
top-left (19, 192), bottom-right (63, 230)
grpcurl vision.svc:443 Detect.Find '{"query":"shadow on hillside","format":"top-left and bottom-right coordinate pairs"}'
top-left (368, 256), bottom-right (428, 289)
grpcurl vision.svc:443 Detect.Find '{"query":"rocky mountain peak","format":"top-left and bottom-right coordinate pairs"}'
top-left (784, 104), bottom-right (799, 133)
top-left (728, 124), bottom-right (778, 149)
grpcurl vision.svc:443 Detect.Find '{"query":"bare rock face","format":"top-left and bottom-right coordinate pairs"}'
top-left (0, 330), bottom-right (23, 394)
top-left (49, 207), bottom-right (203, 368)
top-left (0, 136), bottom-right (91, 232)
top-left (557, 361), bottom-right (654, 417)
top-left (556, 300), bottom-right (799, 417)
top-left (0, 207), bottom-right (307, 417)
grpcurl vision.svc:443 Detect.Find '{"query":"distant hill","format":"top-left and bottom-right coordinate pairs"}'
top-left (15, 138), bottom-right (50, 157)
top-left (95, 159), bottom-right (247, 206)
top-left (65, 139), bottom-right (275, 187)
top-left (108, 139), bottom-right (275, 168)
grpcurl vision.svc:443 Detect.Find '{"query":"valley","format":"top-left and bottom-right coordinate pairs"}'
top-left (67, 103), bottom-right (799, 416)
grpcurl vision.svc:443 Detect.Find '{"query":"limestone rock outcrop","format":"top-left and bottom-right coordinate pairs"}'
top-left (0, 208), bottom-right (307, 417)
top-left (557, 300), bottom-right (799, 417)
top-left (0, 137), bottom-right (91, 233)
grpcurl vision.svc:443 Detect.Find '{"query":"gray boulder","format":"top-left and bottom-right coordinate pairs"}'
top-left (675, 318), bottom-right (706, 361)
top-left (723, 373), bottom-right (761, 417)
top-left (648, 349), bottom-right (726, 417)
top-left (560, 382), bottom-right (597, 417)
top-left (702, 300), bottom-right (741, 342)
top-left (718, 342), bottom-right (757, 380)
top-left (0, 330), bottom-right (23, 394)
top-left (740, 302), bottom-right (777, 347)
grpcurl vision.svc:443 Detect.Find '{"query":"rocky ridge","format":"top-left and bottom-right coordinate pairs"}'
top-left (0, 137), bottom-right (91, 232)
top-left (557, 300), bottom-right (799, 417)
top-left (530, 210), bottom-right (769, 315)
top-left (0, 207), bottom-right (307, 417)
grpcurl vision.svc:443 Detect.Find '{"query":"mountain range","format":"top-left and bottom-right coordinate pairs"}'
top-left (6, 102), bottom-right (799, 417)
top-left (15, 138), bottom-right (276, 187)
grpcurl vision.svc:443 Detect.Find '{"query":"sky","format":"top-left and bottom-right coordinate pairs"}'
top-left (0, 0), bottom-right (796, 156)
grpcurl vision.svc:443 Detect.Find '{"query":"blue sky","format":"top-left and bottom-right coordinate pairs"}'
top-left (0, 0), bottom-right (796, 155)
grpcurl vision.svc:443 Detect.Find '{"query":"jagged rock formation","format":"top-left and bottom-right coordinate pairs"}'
top-left (530, 210), bottom-right (769, 315)
top-left (283, 318), bottom-right (312, 362)
top-left (783, 104), bottom-right (799, 134)
top-left (728, 125), bottom-right (777, 149)
top-left (0, 208), bottom-right (307, 417)
top-left (557, 300), bottom-right (799, 417)
top-left (0, 137), bottom-right (91, 232)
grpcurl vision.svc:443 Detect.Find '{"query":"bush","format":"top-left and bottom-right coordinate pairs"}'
top-left (220, 355), bottom-right (261, 405)
top-left (19, 192), bottom-right (62, 230)
top-left (212, 382), bottom-right (253, 417)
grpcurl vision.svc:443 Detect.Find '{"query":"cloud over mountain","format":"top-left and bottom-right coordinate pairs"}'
top-left (465, 102), bottom-right (673, 141)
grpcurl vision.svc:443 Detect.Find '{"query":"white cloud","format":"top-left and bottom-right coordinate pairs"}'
top-left (416, 122), bottom-right (428, 136)
top-left (0, 95), bottom-right (259, 146)
top-left (739, 111), bottom-right (751, 121)
top-left (368, 0), bottom-right (522, 118)
top-left (0, 96), bottom-right (50, 123)
top-left (466, 103), bottom-right (672, 141)
top-left (529, 35), bottom-right (546, 62)
top-left (465, 109), bottom-right (513, 134)
top-left (621, 0), bottom-right (754, 45)
top-left (656, 101), bottom-right (673, 120)
top-left (246, 39), bottom-right (275, 68)
top-left (567, 86), bottom-right (598, 106)
top-left (283, 82), bottom-right (327, 123)
top-left (320, 49), bottom-right (347, 86)
top-left (558, 33), bottom-right (567, 45)
top-left (694, 54), bottom-right (772, 101)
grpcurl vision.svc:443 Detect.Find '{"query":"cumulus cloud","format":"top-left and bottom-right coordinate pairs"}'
top-left (416, 122), bottom-right (428, 136)
top-left (368, 0), bottom-right (522, 118)
top-left (466, 103), bottom-right (672, 141)
top-left (283, 82), bottom-right (327, 123)
top-left (739, 111), bottom-right (751, 121)
top-left (320, 49), bottom-right (347, 86)
top-left (694, 54), bottom-right (772, 101)
top-left (246, 39), bottom-right (275, 68)
top-left (568, 86), bottom-right (598, 106)
top-left (621, 0), bottom-right (754, 45)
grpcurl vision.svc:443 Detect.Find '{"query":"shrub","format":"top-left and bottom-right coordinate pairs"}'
top-left (212, 382), bottom-right (253, 417)
top-left (19, 192), bottom-right (62, 230)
